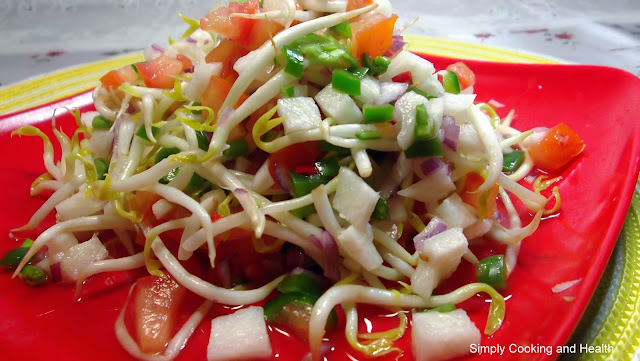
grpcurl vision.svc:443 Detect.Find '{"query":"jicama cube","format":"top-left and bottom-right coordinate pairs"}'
top-left (418, 227), bottom-right (468, 280)
top-left (336, 223), bottom-right (383, 271)
top-left (397, 165), bottom-right (455, 204)
top-left (276, 97), bottom-right (322, 134)
top-left (355, 76), bottom-right (381, 106)
top-left (207, 306), bottom-right (272, 361)
top-left (410, 258), bottom-right (438, 299)
top-left (332, 167), bottom-right (379, 228)
top-left (60, 235), bottom-right (108, 281)
top-left (456, 124), bottom-right (486, 158)
top-left (443, 93), bottom-right (477, 118)
top-left (411, 309), bottom-right (481, 361)
top-left (432, 194), bottom-right (477, 229)
top-left (315, 84), bottom-right (362, 124)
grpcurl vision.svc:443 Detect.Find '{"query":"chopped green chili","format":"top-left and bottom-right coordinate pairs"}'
top-left (223, 140), bottom-right (249, 158)
top-left (332, 69), bottom-right (362, 96)
top-left (476, 254), bottom-right (507, 290)
top-left (19, 265), bottom-right (48, 286)
top-left (330, 21), bottom-right (352, 38)
top-left (371, 199), bottom-right (389, 220)
top-left (94, 158), bottom-right (109, 180)
top-left (414, 103), bottom-right (436, 140)
top-left (404, 138), bottom-right (443, 158)
top-left (135, 124), bottom-right (160, 142)
top-left (503, 150), bottom-right (525, 173)
top-left (277, 273), bottom-right (323, 297)
top-left (363, 104), bottom-right (394, 123)
top-left (361, 53), bottom-right (391, 76)
top-left (355, 129), bottom-right (382, 141)
top-left (91, 115), bottom-right (113, 130)
top-left (282, 46), bottom-right (305, 78)
top-left (443, 70), bottom-right (461, 94)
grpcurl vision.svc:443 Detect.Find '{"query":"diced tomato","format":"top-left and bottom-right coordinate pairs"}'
top-left (459, 172), bottom-right (499, 219)
top-left (205, 38), bottom-right (250, 78)
top-left (528, 122), bottom-right (585, 173)
top-left (127, 276), bottom-right (187, 355)
top-left (246, 18), bottom-right (285, 50)
top-left (199, 75), bottom-right (249, 116)
top-left (136, 55), bottom-right (184, 89)
top-left (176, 54), bottom-right (193, 72)
top-left (294, 165), bottom-right (318, 175)
top-left (267, 142), bottom-right (323, 189)
top-left (351, 13), bottom-right (398, 59)
top-left (446, 62), bottom-right (476, 89)
top-left (392, 71), bottom-right (413, 83)
top-left (200, 0), bottom-right (260, 48)
top-left (99, 65), bottom-right (138, 90)
top-left (129, 191), bottom-right (162, 225)
top-left (347, 0), bottom-right (374, 11)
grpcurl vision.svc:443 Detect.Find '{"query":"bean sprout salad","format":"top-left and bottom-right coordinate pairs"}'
top-left (3, 0), bottom-right (585, 360)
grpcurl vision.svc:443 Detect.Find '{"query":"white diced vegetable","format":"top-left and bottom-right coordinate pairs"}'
top-left (425, 97), bottom-right (444, 133)
top-left (432, 194), bottom-right (477, 229)
top-left (377, 81), bottom-right (408, 105)
top-left (332, 167), bottom-right (379, 227)
top-left (315, 84), bottom-right (362, 124)
top-left (373, 0), bottom-right (392, 16)
top-left (380, 50), bottom-right (436, 88)
top-left (410, 259), bottom-right (438, 299)
top-left (418, 227), bottom-right (468, 280)
top-left (184, 63), bottom-right (222, 101)
top-left (419, 74), bottom-right (445, 98)
top-left (298, 0), bottom-right (347, 12)
top-left (456, 124), bottom-right (485, 158)
top-left (336, 223), bottom-right (382, 271)
top-left (393, 91), bottom-right (427, 149)
top-left (276, 97), bottom-right (322, 134)
top-left (88, 130), bottom-right (114, 160)
top-left (81, 111), bottom-right (100, 129)
top-left (207, 306), bottom-right (272, 361)
top-left (152, 199), bottom-right (174, 220)
top-left (411, 309), bottom-right (481, 361)
top-left (397, 167), bottom-right (455, 204)
top-left (355, 76), bottom-right (381, 106)
top-left (443, 93), bottom-right (476, 117)
top-left (60, 235), bottom-right (108, 281)
top-left (55, 190), bottom-right (105, 221)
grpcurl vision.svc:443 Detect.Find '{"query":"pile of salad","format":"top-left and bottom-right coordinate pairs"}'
top-left (2, 0), bottom-right (585, 360)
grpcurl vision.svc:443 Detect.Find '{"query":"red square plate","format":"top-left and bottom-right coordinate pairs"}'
top-left (1, 55), bottom-right (639, 361)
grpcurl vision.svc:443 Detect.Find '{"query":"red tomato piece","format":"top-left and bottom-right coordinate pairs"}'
top-left (200, 0), bottom-right (260, 47)
top-left (199, 75), bottom-right (249, 117)
top-left (245, 18), bottom-right (285, 50)
top-left (446, 62), bottom-right (476, 89)
top-left (351, 13), bottom-right (398, 59)
top-left (204, 38), bottom-right (250, 78)
top-left (136, 55), bottom-right (184, 89)
top-left (99, 65), bottom-right (138, 90)
top-left (176, 54), bottom-right (193, 72)
top-left (392, 71), bottom-right (413, 83)
top-left (127, 276), bottom-right (187, 355)
top-left (459, 172), bottom-right (499, 219)
top-left (528, 122), bottom-right (585, 172)
top-left (347, 0), bottom-right (374, 11)
top-left (267, 142), bottom-right (323, 189)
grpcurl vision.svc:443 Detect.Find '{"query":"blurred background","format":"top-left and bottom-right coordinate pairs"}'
top-left (0, 0), bottom-right (639, 83)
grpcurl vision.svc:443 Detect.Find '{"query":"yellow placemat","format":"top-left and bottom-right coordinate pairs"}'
top-left (0, 36), bottom-right (637, 360)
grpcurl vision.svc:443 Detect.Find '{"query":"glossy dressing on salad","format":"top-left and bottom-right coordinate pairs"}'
top-left (2, 0), bottom-right (585, 360)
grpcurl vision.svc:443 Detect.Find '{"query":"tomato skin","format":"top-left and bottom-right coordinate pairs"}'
top-left (459, 172), bottom-right (499, 219)
top-left (205, 38), bottom-right (250, 78)
top-left (267, 142), bottom-right (323, 189)
top-left (136, 55), bottom-right (184, 89)
top-left (99, 65), bottom-right (138, 90)
top-left (127, 276), bottom-right (187, 355)
top-left (347, 0), bottom-right (374, 11)
top-left (351, 13), bottom-right (398, 59)
top-left (176, 54), bottom-right (193, 72)
top-left (446, 62), bottom-right (476, 89)
top-left (200, 0), bottom-right (260, 47)
top-left (528, 122), bottom-right (585, 172)
top-left (199, 75), bottom-right (248, 116)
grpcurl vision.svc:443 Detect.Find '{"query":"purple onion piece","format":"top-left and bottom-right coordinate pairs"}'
top-left (384, 35), bottom-right (407, 58)
top-left (151, 44), bottom-right (165, 53)
top-left (218, 107), bottom-right (235, 126)
top-left (216, 259), bottom-right (231, 288)
top-left (441, 115), bottom-right (455, 128)
top-left (184, 66), bottom-right (195, 74)
top-left (494, 210), bottom-right (504, 223)
top-left (308, 234), bottom-right (322, 249)
top-left (51, 262), bottom-right (62, 283)
top-left (413, 217), bottom-right (449, 252)
top-left (186, 37), bottom-right (198, 44)
top-left (320, 231), bottom-right (339, 281)
top-left (285, 248), bottom-right (305, 270)
top-left (272, 162), bottom-right (292, 193)
top-left (126, 103), bottom-right (137, 114)
top-left (420, 157), bottom-right (445, 176)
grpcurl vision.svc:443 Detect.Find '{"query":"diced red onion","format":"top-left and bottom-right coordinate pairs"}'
top-left (413, 217), bottom-right (449, 252)
top-left (524, 171), bottom-right (538, 184)
top-left (376, 82), bottom-right (408, 105)
top-left (309, 234), bottom-right (321, 248)
top-left (420, 157), bottom-right (448, 176)
top-left (384, 35), bottom-right (406, 57)
top-left (184, 66), bottom-right (194, 74)
top-left (126, 103), bottom-right (137, 114)
top-left (441, 115), bottom-right (460, 151)
top-left (272, 162), bottom-right (292, 192)
top-left (217, 107), bottom-right (235, 126)
top-left (493, 210), bottom-right (504, 223)
top-left (51, 262), bottom-right (62, 283)
top-left (216, 259), bottom-right (231, 288)
top-left (185, 37), bottom-right (198, 44)
top-left (152, 44), bottom-right (165, 53)
top-left (320, 231), bottom-right (339, 281)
